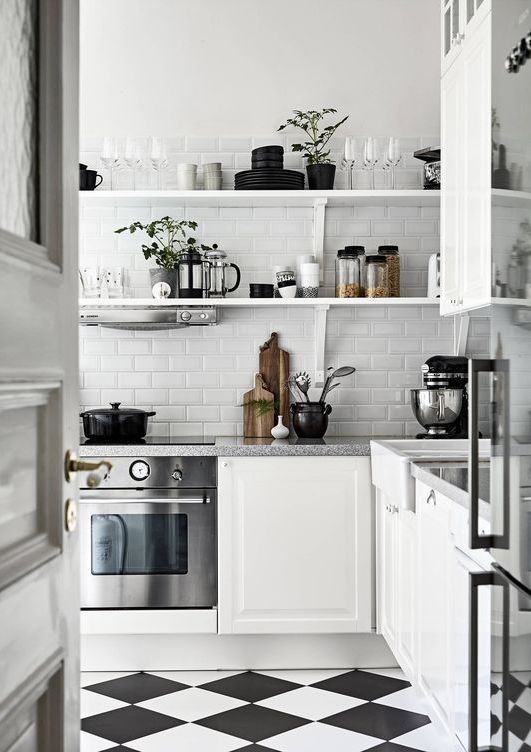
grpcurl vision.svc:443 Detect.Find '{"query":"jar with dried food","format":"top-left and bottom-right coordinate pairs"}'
top-left (335, 248), bottom-right (360, 298)
top-left (366, 255), bottom-right (389, 297)
top-left (345, 245), bottom-right (366, 296)
top-left (378, 245), bottom-right (400, 297)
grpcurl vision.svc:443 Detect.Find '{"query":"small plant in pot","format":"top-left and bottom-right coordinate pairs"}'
top-left (115, 216), bottom-right (206, 298)
top-left (286, 367), bottom-right (356, 439)
top-left (278, 108), bottom-right (349, 190)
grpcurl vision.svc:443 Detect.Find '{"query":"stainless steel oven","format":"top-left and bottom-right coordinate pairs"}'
top-left (79, 455), bottom-right (217, 609)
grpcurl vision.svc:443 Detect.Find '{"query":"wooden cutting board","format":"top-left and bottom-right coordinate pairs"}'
top-left (259, 332), bottom-right (290, 428)
top-left (242, 373), bottom-right (275, 438)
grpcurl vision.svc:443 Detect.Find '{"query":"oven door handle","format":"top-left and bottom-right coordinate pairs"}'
top-left (81, 496), bottom-right (212, 504)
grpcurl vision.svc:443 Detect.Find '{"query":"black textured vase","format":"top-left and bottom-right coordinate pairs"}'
top-left (291, 402), bottom-right (332, 439)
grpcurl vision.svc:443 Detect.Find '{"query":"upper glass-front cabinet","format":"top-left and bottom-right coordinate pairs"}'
top-left (442, 0), bottom-right (490, 71)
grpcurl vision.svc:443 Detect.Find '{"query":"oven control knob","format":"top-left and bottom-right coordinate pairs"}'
top-left (180, 311), bottom-right (192, 322)
top-left (129, 460), bottom-right (150, 481)
top-left (171, 468), bottom-right (183, 482)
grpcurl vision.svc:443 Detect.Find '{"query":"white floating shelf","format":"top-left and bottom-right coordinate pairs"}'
top-left (79, 297), bottom-right (439, 308)
top-left (491, 297), bottom-right (531, 306)
top-left (79, 189), bottom-right (440, 208)
top-left (492, 189), bottom-right (531, 207)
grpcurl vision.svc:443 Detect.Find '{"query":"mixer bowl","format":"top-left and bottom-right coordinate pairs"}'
top-left (411, 388), bottom-right (464, 434)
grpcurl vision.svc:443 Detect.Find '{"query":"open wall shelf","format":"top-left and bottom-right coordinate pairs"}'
top-left (79, 297), bottom-right (439, 308)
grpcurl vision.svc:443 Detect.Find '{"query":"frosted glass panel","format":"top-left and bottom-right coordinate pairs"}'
top-left (0, 0), bottom-right (39, 242)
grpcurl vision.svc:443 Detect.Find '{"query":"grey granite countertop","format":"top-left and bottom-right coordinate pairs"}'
top-left (79, 436), bottom-right (374, 457)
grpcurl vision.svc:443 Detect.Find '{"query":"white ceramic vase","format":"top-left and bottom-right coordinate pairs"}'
top-left (271, 415), bottom-right (289, 439)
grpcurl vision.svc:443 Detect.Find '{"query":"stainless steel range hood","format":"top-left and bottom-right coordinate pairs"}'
top-left (79, 306), bottom-right (218, 330)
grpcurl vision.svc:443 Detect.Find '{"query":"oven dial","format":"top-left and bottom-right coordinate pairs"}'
top-left (180, 311), bottom-right (192, 322)
top-left (171, 468), bottom-right (183, 482)
top-left (129, 460), bottom-right (150, 481)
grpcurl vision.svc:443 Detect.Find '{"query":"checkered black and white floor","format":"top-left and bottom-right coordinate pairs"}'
top-left (80, 667), bottom-right (449, 751)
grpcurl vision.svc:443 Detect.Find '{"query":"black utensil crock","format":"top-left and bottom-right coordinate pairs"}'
top-left (291, 402), bottom-right (332, 439)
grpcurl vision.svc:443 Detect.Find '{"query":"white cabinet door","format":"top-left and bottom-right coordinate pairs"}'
top-left (376, 493), bottom-right (398, 647)
top-left (442, 0), bottom-right (464, 74)
top-left (218, 457), bottom-right (372, 634)
top-left (396, 509), bottom-right (417, 677)
top-left (416, 482), bottom-right (453, 727)
top-left (461, 11), bottom-right (491, 311)
top-left (441, 57), bottom-right (464, 315)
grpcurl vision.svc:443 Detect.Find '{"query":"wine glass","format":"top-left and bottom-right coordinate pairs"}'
top-left (363, 137), bottom-right (380, 189)
top-left (100, 137), bottom-right (120, 190)
top-left (386, 137), bottom-right (402, 189)
top-left (340, 137), bottom-right (357, 190)
top-left (124, 137), bottom-right (143, 190)
top-left (149, 136), bottom-right (168, 190)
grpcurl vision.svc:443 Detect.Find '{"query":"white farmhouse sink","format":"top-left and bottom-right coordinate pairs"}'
top-left (370, 438), bottom-right (490, 511)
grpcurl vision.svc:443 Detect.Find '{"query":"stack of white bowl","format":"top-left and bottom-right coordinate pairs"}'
top-left (203, 162), bottom-right (222, 190)
top-left (176, 163), bottom-right (198, 190)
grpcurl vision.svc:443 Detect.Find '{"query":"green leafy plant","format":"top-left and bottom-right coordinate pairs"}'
top-left (240, 398), bottom-right (278, 417)
top-left (115, 216), bottom-right (213, 270)
top-left (278, 108), bottom-right (349, 165)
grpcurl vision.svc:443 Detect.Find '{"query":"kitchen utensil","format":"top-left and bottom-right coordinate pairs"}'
top-left (319, 365), bottom-right (356, 404)
top-left (278, 280), bottom-right (297, 298)
top-left (340, 137), bottom-right (358, 189)
top-left (427, 252), bottom-right (441, 298)
top-left (102, 266), bottom-right (124, 298)
top-left (295, 254), bottom-right (315, 295)
top-left (410, 355), bottom-right (469, 439)
top-left (291, 402), bottom-right (332, 439)
top-left (272, 265), bottom-right (290, 297)
top-left (378, 245), bottom-right (400, 297)
top-left (336, 248), bottom-right (361, 298)
top-left (79, 267), bottom-right (101, 298)
top-left (252, 145), bottom-right (284, 157)
top-left (259, 332), bottom-right (290, 429)
top-left (176, 163), bottom-right (198, 190)
top-left (385, 137), bottom-right (402, 189)
top-left (411, 388), bottom-right (464, 436)
top-left (176, 249), bottom-right (211, 298)
top-left (366, 255), bottom-right (389, 297)
top-left (204, 247), bottom-right (241, 298)
top-left (203, 162), bottom-right (222, 172)
top-left (363, 137), bottom-right (380, 189)
top-left (123, 137), bottom-right (143, 189)
top-left (80, 402), bottom-right (156, 441)
top-left (100, 137), bottom-right (120, 190)
top-left (295, 371), bottom-right (311, 402)
top-left (79, 166), bottom-right (103, 191)
top-left (252, 158), bottom-right (284, 169)
top-left (300, 262), bottom-right (320, 298)
top-left (149, 136), bottom-right (168, 189)
top-left (249, 283), bottom-right (274, 298)
top-left (242, 374), bottom-right (275, 438)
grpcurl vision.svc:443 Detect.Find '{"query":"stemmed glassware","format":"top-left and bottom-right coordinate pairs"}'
top-left (149, 137), bottom-right (168, 190)
top-left (340, 137), bottom-right (358, 190)
top-left (124, 137), bottom-right (143, 190)
top-left (385, 137), bottom-right (402, 189)
top-left (363, 137), bottom-right (380, 189)
top-left (100, 137), bottom-right (120, 190)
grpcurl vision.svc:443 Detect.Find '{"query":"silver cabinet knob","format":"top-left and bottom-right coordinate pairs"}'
top-left (426, 490), bottom-right (437, 506)
top-left (222, 461), bottom-right (229, 468)
top-left (172, 469), bottom-right (183, 482)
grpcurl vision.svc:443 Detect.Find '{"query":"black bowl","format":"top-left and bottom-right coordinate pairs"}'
top-left (252, 145), bottom-right (284, 156)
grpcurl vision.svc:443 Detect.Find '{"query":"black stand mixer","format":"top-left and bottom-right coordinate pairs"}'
top-left (410, 356), bottom-right (469, 439)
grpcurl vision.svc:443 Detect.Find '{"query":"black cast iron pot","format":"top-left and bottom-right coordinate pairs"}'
top-left (80, 402), bottom-right (156, 441)
top-left (291, 402), bottom-right (332, 439)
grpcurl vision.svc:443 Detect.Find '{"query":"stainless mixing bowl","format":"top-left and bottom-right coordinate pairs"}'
top-left (410, 388), bottom-right (464, 435)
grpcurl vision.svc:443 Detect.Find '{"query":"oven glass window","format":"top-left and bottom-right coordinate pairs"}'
top-left (91, 514), bottom-right (188, 575)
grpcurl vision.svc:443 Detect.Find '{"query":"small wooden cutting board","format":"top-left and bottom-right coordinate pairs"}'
top-left (242, 373), bottom-right (275, 438)
top-left (259, 332), bottom-right (290, 428)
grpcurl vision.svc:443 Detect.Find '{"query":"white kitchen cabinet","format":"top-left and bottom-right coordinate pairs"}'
top-left (441, 8), bottom-right (491, 315)
top-left (441, 0), bottom-right (490, 74)
top-left (217, 456), bottom-right (372, 634)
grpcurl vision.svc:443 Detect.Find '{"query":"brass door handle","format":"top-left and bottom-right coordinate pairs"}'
top-left (64, 450), bottom-right (113, 482)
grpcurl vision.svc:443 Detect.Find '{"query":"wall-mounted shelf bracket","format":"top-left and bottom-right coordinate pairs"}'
top-left (454, 313), bottom-right (470, 356)
top-left (314, 304), bottom-right (330, 386)
top-left (313, 198), bottom-right (328, 283)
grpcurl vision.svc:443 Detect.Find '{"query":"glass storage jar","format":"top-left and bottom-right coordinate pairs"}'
top-left (345, 246), bottom-right (366, 296)
top-left (366, 255), bottom-right (389, 297)
top-left (335, 249), bottom-right (360, 298)
top-left (378, 245), bottom-right (400, 297)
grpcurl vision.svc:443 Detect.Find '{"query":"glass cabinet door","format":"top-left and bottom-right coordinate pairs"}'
top-left (443, 0), bottom-right (462, 60)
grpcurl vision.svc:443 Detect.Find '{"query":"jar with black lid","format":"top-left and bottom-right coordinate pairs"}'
top-left (345, 245), bottom-right (366, 296)
top-left (366, 255), bottom-right (389, 298)
top-left (335, 248), bottom-right (360, 298)
top-left (378, 245), bottom-right (400, 297)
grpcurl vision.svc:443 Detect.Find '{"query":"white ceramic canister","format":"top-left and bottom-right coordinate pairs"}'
top-left (296, 254), bottom-right (315, 296)
top-left (272, 265), bottom-right (290, 298)
top-left (300, 262), bottom-right (320, 298)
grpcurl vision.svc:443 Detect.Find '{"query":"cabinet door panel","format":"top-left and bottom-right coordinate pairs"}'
top-left (218, 457), bottom-right (372, 634)
top-left (377, 494), bottom-right (398, 647)
top-left (396, 509), bottom-right (417, 675)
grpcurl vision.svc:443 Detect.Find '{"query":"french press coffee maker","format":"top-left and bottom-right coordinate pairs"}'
top-left (176, 248), bottom-right (212, 298)
top-left (204, 247), bottom-right (241, 298)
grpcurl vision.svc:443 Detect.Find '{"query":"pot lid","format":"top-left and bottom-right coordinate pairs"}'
top-left (204, 248), bottom-right (227, 261)
top-left (80, 402), bottom-right (154, 416)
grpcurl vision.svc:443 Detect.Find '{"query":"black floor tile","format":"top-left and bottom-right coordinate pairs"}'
top-left (84, 672), bottom-right (188, 703)
top-left (322, 702), bottom-right (431, 740)
top-left (312, 669), bottom-right (410, 701)
top-left (232, 747), bottom-right (281, 752)
top-left (368, 743), bottom-right (430, 752)
top-left (196, 703), bottom-right (310, 742)
top-left (508, 704), bottom-right (531, 741)
top-left (102, 748), bottom-right (139, 751)
top-left (200, 671), bottom-right (301, 702)
top-left (81, 705), bottom-right (184, 744)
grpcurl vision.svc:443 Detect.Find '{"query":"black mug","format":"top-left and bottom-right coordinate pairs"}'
top-left (80, 168), bottom-right (103, 191)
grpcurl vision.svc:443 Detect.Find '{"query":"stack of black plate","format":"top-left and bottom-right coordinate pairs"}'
top-left (235, 145), bottom-right (305, 190)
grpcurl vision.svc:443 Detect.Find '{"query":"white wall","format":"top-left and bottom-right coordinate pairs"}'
top-left (80, 0), bottom-right (440, 139)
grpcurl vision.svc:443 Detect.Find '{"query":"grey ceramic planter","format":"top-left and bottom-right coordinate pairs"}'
top-left (149, 268), bottom-right (178, 298)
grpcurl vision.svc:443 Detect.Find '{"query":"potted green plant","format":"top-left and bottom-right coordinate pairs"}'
top-left (115, 216), bottom-right (206, 297)
top-left (278, 108), bottom-right (349, 190)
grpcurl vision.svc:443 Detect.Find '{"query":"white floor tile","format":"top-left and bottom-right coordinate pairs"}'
top-left (81, 671), bottom-right (136, 687)
top-left (80, 730), bottom-right (113, 752)
top-left (127, 723), bottom-right (245, 752)
top-left (138, 687), bottom-right (248, 722)
top-left (264, 721), bottom-right (382, 752)
top-left (81, 688), bottom-right (129, 718)
top-left (149, 669), bottom-right (243, 686)
top-left (256, 669), bottom-right (352, 685)
top-left (362, 667), bottom-right (407, 680)
top-left (256, 686), bottom-right (367, 721)
top-left (373, 686), bottom-right (430, 714)
top-left (393, 723), bottom-right (453, 752)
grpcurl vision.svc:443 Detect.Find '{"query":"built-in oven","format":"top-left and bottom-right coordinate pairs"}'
top-left (79, 455), bottom-right (217, 609)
